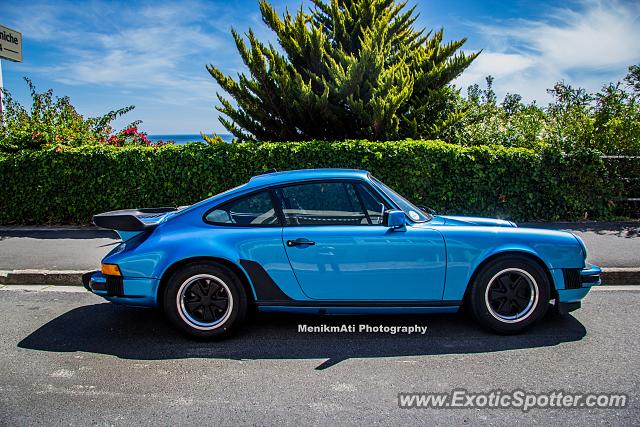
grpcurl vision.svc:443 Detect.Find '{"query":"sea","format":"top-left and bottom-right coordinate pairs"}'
top-left (147, 134), bottom-right (234, 144)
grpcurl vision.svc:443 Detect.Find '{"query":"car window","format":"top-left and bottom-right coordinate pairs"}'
top-left (356, 184), bottom-right (388, 225)
top-left (370, 175), bottom-right (431, 222)
top-left (274, 182), bottom-right (369, 226)
top-left (205, 191), bottom-right (280, 226)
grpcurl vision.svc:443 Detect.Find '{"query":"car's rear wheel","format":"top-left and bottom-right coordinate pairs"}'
top-left (469, 255), bottom-right (550, 334)
top-left (163, 262), bottom-right (247, 339)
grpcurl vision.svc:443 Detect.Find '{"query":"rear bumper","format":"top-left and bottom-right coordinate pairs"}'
top-left (84, 270), bottom-right (159, 307)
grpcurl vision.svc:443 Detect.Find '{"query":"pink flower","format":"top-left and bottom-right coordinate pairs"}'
top-left (107, 135), bottom-right (121, 146)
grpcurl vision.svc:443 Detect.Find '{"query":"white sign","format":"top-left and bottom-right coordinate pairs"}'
top-left (0, 25), bottom-right (22, 62)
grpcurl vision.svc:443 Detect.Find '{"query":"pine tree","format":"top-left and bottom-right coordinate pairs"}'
top-left (206, 0), bottom-right (479, 142)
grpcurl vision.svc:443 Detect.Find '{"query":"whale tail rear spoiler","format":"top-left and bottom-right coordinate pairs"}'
top-left (92, 207), bottom-right (178, 232)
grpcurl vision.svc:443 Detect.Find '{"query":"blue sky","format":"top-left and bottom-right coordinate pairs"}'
top-left (2, 0), bottom-right (639, 134)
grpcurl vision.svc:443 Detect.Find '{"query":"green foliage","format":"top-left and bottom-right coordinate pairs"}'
top-left (202, 133), bottom-right (227, 144)
top-left (449, 66), bottom-right (640, 155)
top-left (207, 0), bottom-right (478, 142)
top-left (0, 78), bottom-right (142, 153)
top-left (625, 64), bottom-right (640, 95)
top-left (0, 140), bottom-right (616, 225)
top-left (440, 77), bottom-right (549, 150)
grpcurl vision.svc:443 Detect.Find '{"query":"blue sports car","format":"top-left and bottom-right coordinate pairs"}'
top-left (85, 169), bottom-right (601, 338)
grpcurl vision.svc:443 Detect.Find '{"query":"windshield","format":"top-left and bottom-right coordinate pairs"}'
top-left (370, 175), bottom-right (431, 223)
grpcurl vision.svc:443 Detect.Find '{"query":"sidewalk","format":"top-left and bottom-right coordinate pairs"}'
top-left (0, 222), bottom-right (638, 286)
top-left (520, 221), bottom-right (640, 268)
top-left (0, 227), bottom-right (117, 271)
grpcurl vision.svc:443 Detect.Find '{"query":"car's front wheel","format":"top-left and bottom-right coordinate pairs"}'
top-left (163, 262), bottom-right (247, 339)
top-left (469, 255), bottom-right (550, 334)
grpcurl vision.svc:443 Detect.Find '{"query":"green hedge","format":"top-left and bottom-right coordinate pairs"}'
top-left (0, 140), bottom-right (617, 224)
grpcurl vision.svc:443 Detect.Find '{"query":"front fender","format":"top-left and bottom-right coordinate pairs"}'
top-left (439, 226), bottom-right (585, 301)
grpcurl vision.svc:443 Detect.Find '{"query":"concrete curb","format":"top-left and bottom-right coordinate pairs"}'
top-left (1, 267), bottom-right (640, 287)
top-left (600, 268), bottom-right (640, 287)
top-left (0, 270), bottom-right (89, 286)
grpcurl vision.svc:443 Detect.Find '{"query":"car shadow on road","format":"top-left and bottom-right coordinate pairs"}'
top-left (18, 303), bottom-right (586, 370)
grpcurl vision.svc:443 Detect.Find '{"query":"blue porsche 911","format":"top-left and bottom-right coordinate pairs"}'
top-left (85, 168), bottom-right (601, 338)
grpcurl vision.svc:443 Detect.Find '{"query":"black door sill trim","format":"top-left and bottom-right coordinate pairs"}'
top-left (255, 300), bottom-right (461, 308)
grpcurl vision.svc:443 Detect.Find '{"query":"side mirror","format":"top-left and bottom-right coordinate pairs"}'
top-left (383, 210), bottom-right (406, 230)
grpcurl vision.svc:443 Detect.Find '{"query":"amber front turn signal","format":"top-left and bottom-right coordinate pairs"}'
top-left (101, 263), bottom-right (122, 276)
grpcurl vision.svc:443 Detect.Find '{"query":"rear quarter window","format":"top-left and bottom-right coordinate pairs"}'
top-left (205, 191), bottom-right (280, 226)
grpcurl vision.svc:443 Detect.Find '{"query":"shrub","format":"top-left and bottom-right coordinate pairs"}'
top-left (0, 78), bottom-right (144, 153)
top-left (449, 68), bottom-right (640, 155)
top-left (0, 140), bottom-right (616, 224)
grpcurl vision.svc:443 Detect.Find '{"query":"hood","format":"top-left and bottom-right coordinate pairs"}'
top-left (436, 215), bottom-right (517, 228)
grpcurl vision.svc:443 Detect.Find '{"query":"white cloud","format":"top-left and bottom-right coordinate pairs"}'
top-left (455, 0), bottom-right (640, 102)
top-left (515, 0), bottom-right (639, 71)
top-left (455, 52), bottom-right (535, 89)
top-left (5, 0), bottom-right (639, 132)
top-left (6, 1), bottom-right (234, 101)
top-left (2, 0), bottom-right (250, 132)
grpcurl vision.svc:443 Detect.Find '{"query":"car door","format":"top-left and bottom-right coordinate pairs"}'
top-left (276, 180), bottom-right (446, 301)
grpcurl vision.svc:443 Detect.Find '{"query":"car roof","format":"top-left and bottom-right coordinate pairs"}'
top-left (245, 168), bottom-right (370, 189)
top-left (177, 168), bottom-right (372, 216)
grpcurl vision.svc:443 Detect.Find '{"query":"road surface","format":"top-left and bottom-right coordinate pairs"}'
top-left (0, 287), bottom-right (637, 425)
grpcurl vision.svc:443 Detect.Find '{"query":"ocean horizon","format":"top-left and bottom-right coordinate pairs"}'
top-left (147, 134), bottom-right (233, 144)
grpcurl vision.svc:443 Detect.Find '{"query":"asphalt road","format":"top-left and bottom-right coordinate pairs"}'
top-left (0, 287), bottom-right (637, 425)
top-left (0, 222), bottom-right (638, 272)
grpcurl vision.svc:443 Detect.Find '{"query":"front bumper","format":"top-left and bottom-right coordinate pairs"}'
top-left (555, 263), bottom-right (601, 310)
top-left (83, 270), bottom-right (159, 307)
top-left (576, 263), bottom-right (602, 286)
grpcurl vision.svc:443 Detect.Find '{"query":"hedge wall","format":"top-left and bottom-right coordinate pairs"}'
top-left (0, 140), bottom-right (617, 224)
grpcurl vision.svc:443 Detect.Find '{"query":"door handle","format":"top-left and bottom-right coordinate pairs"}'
top-left (287, 238), bottom-right (316, 247)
